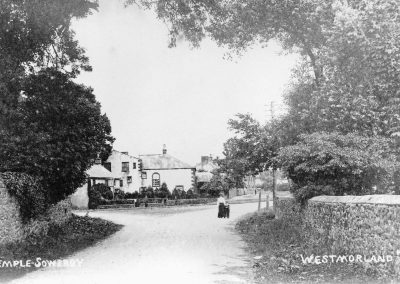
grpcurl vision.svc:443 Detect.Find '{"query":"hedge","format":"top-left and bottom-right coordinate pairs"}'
top-left (1, 172), bottom-right (47, 222)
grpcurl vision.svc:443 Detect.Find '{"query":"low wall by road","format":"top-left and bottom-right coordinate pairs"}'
top-left (304, 196), bottom-right (400, 257)
top-left (0, 177), bottom-right (24, 245)
top-left (0, 176), bottom-right (72, 245)
top-left (274, 195), bottom-right (302, 221)
top-left (275, 194), bottom-right (400, 274)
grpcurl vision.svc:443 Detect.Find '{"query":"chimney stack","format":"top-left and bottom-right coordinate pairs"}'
top-left (162, 144), bottom-right (167, 155)
top-left (201, 156), bottom-right (210, 165)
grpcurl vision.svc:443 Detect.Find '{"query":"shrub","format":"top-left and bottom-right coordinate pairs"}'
top-left (277, 132), bottom-right (399, 203)
top-left (113, 188), bottom-right (126, 200)
top-left (186, 189), bottom-right (194, 199)
top-left (88, 183), bottom-right (113, 209)
top-left (145, 186), bottom-right (154, 198)
top-left (124, 191), bottom-right (138, 199)
top-left (171, 188), bottom-right (180, 199)
top-left (276, 183), bottom-right (290, 191)
top-left (157, 182), bottom-right (170, 198)
top-left (180, 190), bottom-right (187, 199)
top-left (1, 172), bottom-right (47, 222)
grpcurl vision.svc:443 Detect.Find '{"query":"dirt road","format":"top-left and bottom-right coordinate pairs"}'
top-left (12, 202), bottom-right (262, 284)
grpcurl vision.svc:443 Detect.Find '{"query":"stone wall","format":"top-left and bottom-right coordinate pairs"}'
top-left (304, 195), bottom-right (400, 273)
top-left (274, 194), bottom-right (400, 274)
top-left (0, 177), bottom-right (73, 245)
top-left (47, 197), bottom-right (72, 226)
top-left (274, 195), bottom-right (302, 221)
top-left (0, 177), bottom-right (24, 245)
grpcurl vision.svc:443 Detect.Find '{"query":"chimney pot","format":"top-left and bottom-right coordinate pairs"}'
top-left (162, 144), bottom-right (167, 155)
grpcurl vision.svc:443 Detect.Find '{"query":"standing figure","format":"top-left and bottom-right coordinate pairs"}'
top-left (217, 193), bottom-right (226, 218)
top-left (224, 202), bottom-right (230, 218)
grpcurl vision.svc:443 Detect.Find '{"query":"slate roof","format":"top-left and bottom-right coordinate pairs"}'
top-left (195, 161), bottom-right (218, 172)
top-left (86, 164), bottom-right (116, 179)
top-left (140, 154), bottom-right (194, 170)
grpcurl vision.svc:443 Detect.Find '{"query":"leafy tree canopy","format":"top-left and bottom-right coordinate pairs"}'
top-left (1, 0), bottom-right (98, 127)
top-left (277, 132), bottom-right (399, 203)
top-left (130, 0), bottom-right (400, 137)
top-left (0, 69), bottom-right (113, 204)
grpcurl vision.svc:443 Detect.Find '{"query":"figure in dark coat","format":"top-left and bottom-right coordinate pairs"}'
top-left (217, 193), bottom-right (226, 218)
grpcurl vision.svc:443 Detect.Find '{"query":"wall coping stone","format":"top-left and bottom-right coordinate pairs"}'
top-left (310, 195), bottom-right (400, 206)
top-left (275, 196), bottom-right (295, 200)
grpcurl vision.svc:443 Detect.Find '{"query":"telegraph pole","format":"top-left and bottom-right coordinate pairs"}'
top-left (269, 101), bottom-right (277, 212)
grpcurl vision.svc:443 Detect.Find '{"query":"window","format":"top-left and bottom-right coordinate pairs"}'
top-left (175, 185), bottom-right (184, 191)
top-left (103, 162), bottom-right (111, 172)
top-left (119, 180), bottom-right (123, 187)
top-left (152, 172), bottom-right (160, 188)
top-left (132, 162), bottom-right (137, 169)
top-left (122, 162), bottom-right (129, 172)
top-left (127, 176), bottom-right (132, 183)
top-left (141, 172), bottom-right (147, 179)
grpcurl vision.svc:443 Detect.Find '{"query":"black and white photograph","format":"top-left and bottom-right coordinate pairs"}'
top-left (1, 0), bottom-right (400, 283)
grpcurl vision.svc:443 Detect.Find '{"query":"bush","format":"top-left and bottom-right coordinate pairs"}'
top-left (88, 183), bottom-right (113, 209)
top-left (277, 132), bottom-right (399, 203)
top-left (145, 186), bottom-right (154, 198)
top-left (276, 183), bottom-right (290, 191)
top-left (157, 182), bottom-right (171, 198)
top-left (113, 188), bottom-right (125, 200)
top-left (186, 189), bottom-right (194, 199)
top-left (180, 190), bottom-right (187, 199)
top-left (171, 188), bottom-right (180, 199)
top-left (1, 172), bottom-right (47, 222)
top-left (124, 191), bottom-right (138, 199)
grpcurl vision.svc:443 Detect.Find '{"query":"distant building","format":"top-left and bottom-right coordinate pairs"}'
top-left (103, 150), bottom-right (141, 193)
top-left (195, 155), bottom-right (218, 189)
top-left (139, 145), bottom-right (196, 192)
top-left (70, 158), bottom-right (116, 209)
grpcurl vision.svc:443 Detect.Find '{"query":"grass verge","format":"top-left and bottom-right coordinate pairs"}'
top-left (236, 210), bottom-right (396, 283)
top-left (0, 214), bottom-right (123, 282)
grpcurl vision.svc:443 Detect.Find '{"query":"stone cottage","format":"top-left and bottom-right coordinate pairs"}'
top-left (139, 145), bottom-right (196, 192)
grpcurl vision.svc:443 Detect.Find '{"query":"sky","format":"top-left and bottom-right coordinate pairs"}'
top-left (72, 0), bottom-right (299, 165)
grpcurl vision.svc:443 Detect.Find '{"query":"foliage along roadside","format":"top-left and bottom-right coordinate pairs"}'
top-left (0, 214), bottom-right (123, 283)
top-left (1, 1), bottom-right (114, 209)
top-left (1, 172), bottom-right (47, 222)
top-left (235, 211), bottom-right (393, 283)
top-left (277, 132), bottom-right (399, 204)
top-left (129, 0), bottom-right (400, 200)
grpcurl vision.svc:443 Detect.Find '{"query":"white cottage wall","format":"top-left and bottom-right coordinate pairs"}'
top-left (141, 169), bottom-right (194, 191)
top-left (106, 151), bottom-right (141, 193)
top-left (70, 184), bottom-right (89, 209)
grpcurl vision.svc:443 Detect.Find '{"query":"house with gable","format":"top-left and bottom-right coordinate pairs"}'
top-left (195, 155), bottom-right (219, 189)
top-left (103, 150), bottom-right (141, 193)
top-left (70, 157), bottom-right (117, 209)
top-left (139, 145), bottom-right (196, 192)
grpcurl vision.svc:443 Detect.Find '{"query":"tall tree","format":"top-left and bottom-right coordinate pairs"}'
top-left (0, 1), bottom-right (114, 204)
top-left (0, 0), bottom-right (98, 129)
top-left (129, 0), bottom-right (400, 138)
top-left (219, 114), bottom-right (277, 183)
top-left (0, 69), bottom-right (113, 204)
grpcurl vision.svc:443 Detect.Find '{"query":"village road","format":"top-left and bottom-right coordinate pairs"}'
top-left (12, 202), bottom-right (263, 284)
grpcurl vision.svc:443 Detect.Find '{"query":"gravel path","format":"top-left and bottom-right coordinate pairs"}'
top-left (12, 203), bottom-right (262, 284)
